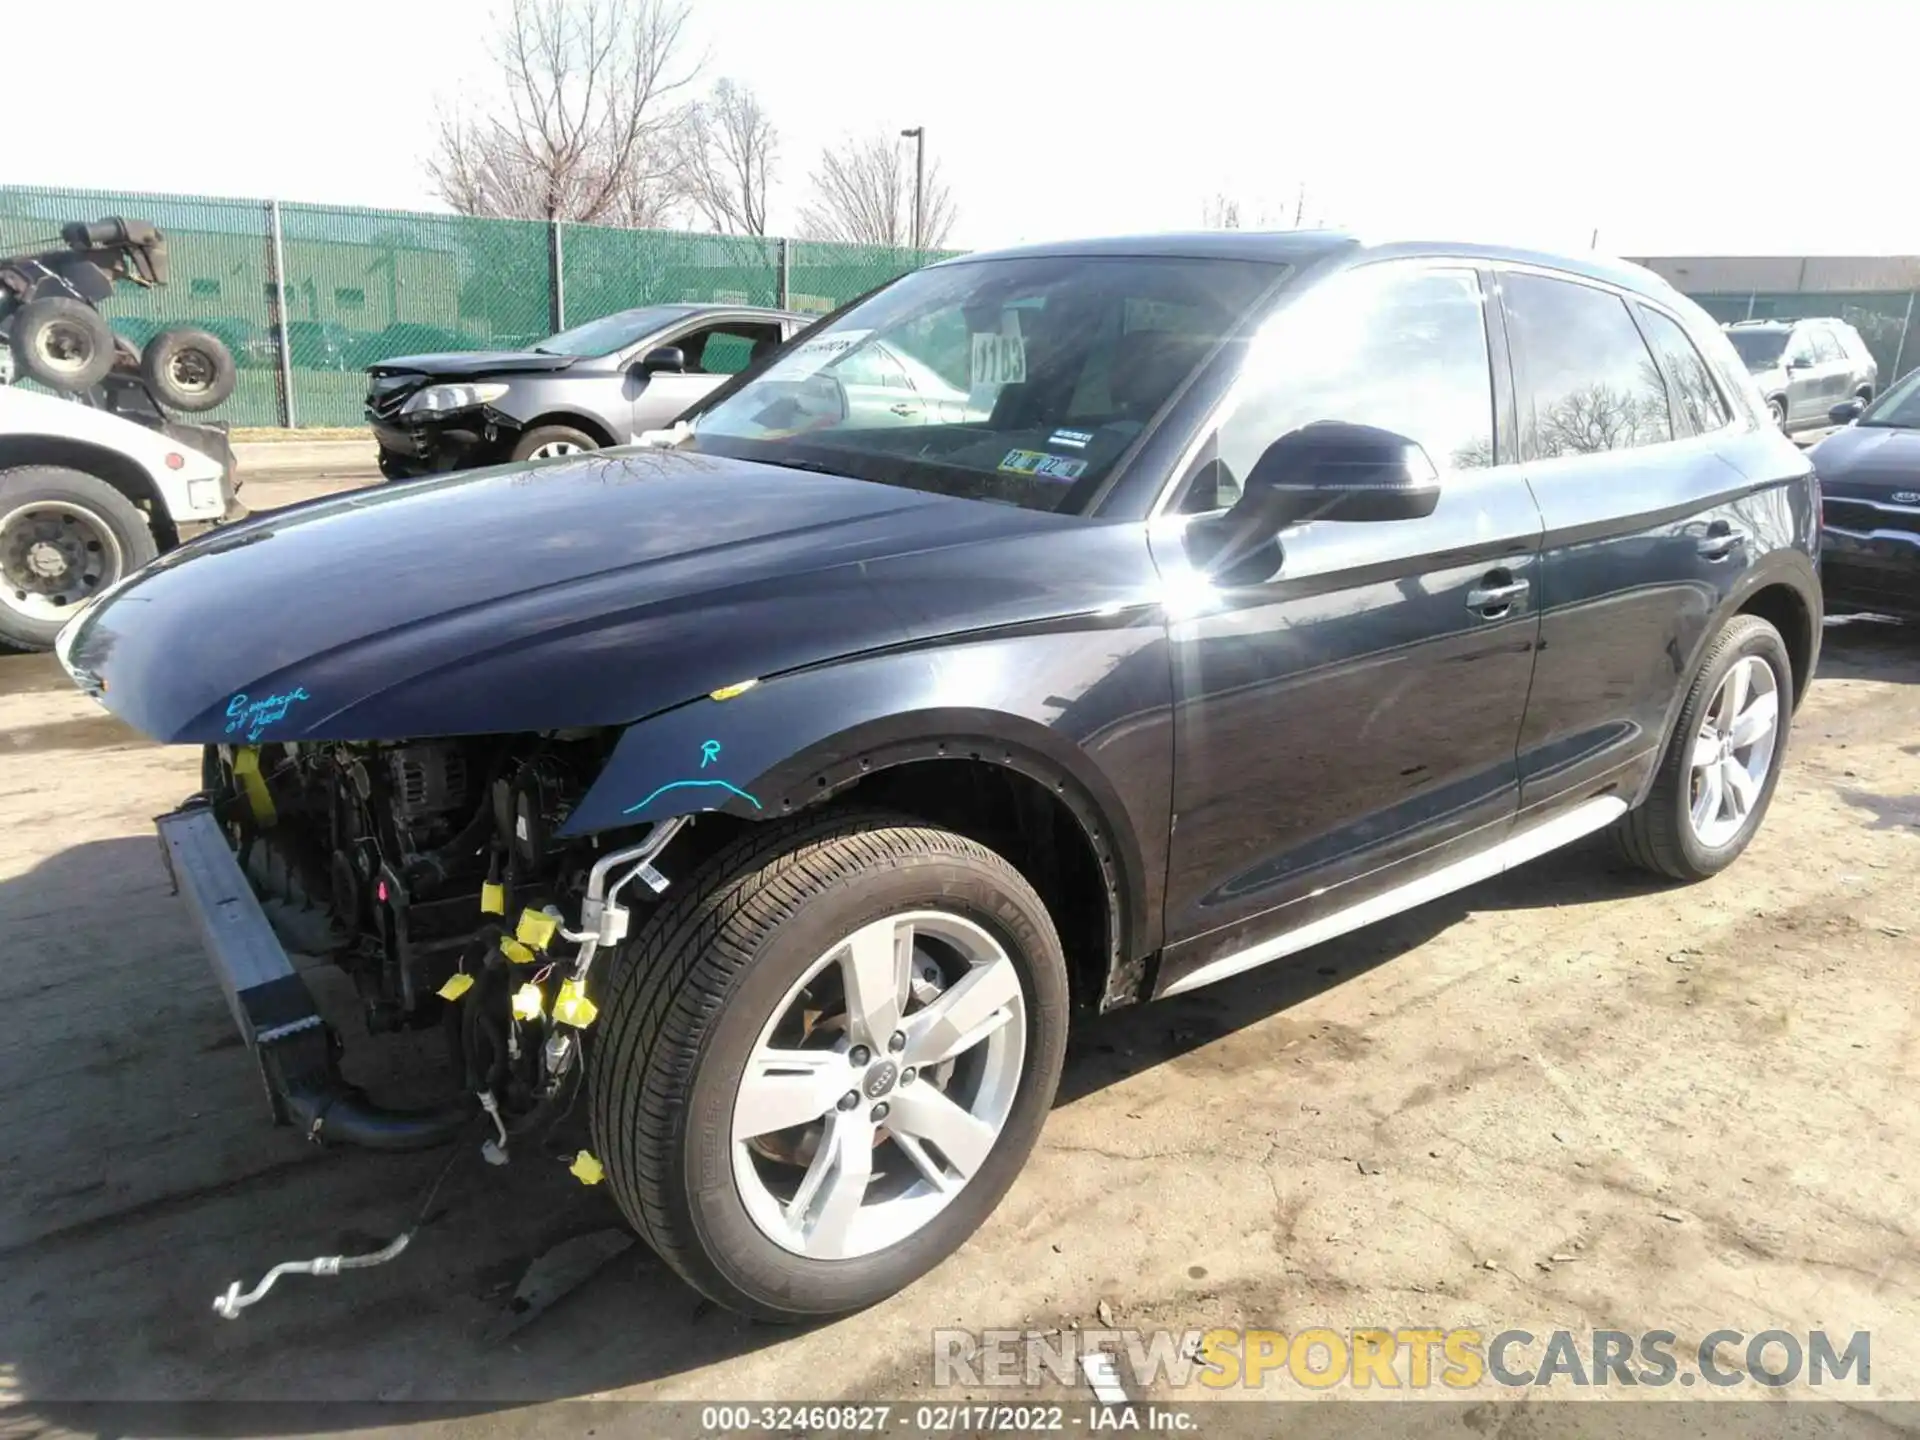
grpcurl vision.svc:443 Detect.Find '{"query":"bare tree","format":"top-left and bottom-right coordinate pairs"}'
top-left (679, 80), bottom-right (778, 236)
top-left (797, 133), bottom-right (956, 250)
top-left (1201, 193), bottom-right (1242, 230)
top-left (428, 0), bottom-right (700, 224)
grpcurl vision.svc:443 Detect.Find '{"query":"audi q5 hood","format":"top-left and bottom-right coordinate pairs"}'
top-left (58, 448), bottom-right (1138, 745)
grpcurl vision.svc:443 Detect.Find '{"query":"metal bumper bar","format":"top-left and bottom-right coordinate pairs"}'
top-left (156, 803), bottom-right (471, 1150)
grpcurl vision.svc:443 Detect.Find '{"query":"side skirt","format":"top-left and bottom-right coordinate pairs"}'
top-left (1159, 796), bottom-right (1628, 998)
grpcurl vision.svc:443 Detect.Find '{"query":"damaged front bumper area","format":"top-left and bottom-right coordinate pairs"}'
top-left (155, 802), bottom-right (473, 1151)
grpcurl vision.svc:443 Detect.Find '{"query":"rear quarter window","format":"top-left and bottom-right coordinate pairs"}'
top-left (1637, 305), bottom-right (1733, 437)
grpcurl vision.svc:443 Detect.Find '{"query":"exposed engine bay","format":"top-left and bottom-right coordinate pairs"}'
top-left (203, 731), bottom-right (658, 1134)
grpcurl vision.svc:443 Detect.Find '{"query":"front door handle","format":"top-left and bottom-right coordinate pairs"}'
top-left (889, 401), bottom-right (918, 417)
top-left (1697, 522), bottom-right (1748, 560)
top-left (1467, 576), bottom-right (1529, 616)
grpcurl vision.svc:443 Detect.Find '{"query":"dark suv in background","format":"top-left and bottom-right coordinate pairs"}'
top-left (1724, 317), bottom-right (1877, 432)
top-left (72, 232), bottom-right (1820, 1324)
top-left (1812, 364), bottom-right (1920, 619)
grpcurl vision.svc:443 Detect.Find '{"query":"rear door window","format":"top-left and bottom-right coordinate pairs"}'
top-left (1501, 272), bottom-right (1672, 458)
top-left (1636, 305), bottom-right (1733, 437)
top-left (1809, 326), bottom-right (1845, 363)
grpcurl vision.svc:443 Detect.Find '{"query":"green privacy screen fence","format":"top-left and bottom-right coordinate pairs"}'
top-left (0, 185), bottom-right (957, 427)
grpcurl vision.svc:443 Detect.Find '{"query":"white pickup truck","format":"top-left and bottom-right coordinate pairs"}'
top-left (0, 385), bottom-right (239, 651)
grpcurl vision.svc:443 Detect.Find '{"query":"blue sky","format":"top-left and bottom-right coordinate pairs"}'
top-left (18, 0), bottom-right (1915, 257)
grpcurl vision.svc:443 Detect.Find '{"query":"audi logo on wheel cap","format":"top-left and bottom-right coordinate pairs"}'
top-left (863, 1061), bottom-right (899, 1098)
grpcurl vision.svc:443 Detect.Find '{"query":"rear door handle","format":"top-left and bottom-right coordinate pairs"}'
top-left (1467, 577), bottom-right (1529, 615)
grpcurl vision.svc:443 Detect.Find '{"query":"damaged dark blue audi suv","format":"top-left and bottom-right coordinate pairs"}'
top-left (58, 230), bottom-right (1820, 1321)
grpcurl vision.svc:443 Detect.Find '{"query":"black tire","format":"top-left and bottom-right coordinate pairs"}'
top-left (509, 424), bottom-right (598, 462)
top-left (376, 451), bottom-right (421, 483)
top-left (11, 297), bottom-right (115, 391)
top-left (587, 812), bottom-right (1069, 1322)
top-left (1766, 396), bottom-right (1788, 430)
top-left (0, 465), bottom-right (158, 652)
top-left (141, 327), bottom-right (237, 412)
top-left (1612, 614), bottom-right (1793, 882)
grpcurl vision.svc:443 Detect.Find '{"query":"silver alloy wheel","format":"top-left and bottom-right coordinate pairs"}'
top-left (0, 500), bottom-right (123, 621)
top-left (731, 909), bottom-right (1027, 1260)
top-left (34, 320), bottom-right (96, 379)
top-left (1687, 655), bottom-right (1780, 849)
top-left (530, 440), bottom-right (584, 458)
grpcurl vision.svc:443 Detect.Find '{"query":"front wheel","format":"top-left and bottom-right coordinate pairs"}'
top-left (0, 465), bottom-right (158, 652)
top-left (1766, 396), bottom-right (1788, 430)
top-left (509, 424), bottom-right (598, 462)
top-left (1612, 614), bottom-right (1792, 881)
top-left (587, 813), bottom-right (1069, 1321)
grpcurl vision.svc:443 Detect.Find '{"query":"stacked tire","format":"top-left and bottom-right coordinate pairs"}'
top-left (6, 302), bottom-right (235, 413)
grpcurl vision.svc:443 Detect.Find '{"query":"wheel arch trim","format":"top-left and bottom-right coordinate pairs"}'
top-left (558, 659), bottom-right (1153, 1003)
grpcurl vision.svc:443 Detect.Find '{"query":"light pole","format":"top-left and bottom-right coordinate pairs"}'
top-left (900, 126), bottom-right (925, 250)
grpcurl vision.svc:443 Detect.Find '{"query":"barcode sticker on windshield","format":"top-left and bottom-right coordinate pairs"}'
top-left (999, 449), bottom-right (1086, 481)
top-left (971, 332), bottom-right (1027, 387)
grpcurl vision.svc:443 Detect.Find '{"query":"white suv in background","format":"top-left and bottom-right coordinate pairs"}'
top-left (1724, 317), bottom-right (1879, 433)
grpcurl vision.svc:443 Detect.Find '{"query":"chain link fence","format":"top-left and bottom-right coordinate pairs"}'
top-left (0, 185), bottom-right (957, 428)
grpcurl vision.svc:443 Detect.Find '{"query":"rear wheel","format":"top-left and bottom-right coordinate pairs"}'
top-left (1612, 614), bottom-right (1792, 881)
top-left (587, 813), bottom-right (1069, 1321)
top-left (1766, 396), bottom-right (1787, 429)
top-left (509, 424), bottom-right (598, 462)
top-left (11, 297), bottom-right (115, 391)
top-left (0, 465), bottom-right (157, 652)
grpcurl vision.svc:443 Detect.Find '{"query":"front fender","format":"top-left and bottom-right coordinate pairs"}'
top-left (560, 619), bottom-right (1177, 959)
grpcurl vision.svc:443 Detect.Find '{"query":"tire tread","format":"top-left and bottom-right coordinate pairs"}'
top-left (585, 811), bottom-right (1051, 1305)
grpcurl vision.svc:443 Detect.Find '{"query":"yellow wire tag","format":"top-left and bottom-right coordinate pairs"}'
top-left (552, 978), bottom-right (599, 1029)
top-left (231, 747), bottom-right (277, 826)
top-left (511, 982), bottom-right (544, 1021)
top-left (436, 972), bottom-right (474, 1002)
top-left (515, 908), bottom-right (559, 950)
top-left (570, 1150), bottom-right (604, 1185)
top-left (479, 882), bottom-right (505, 916)
top-left (499, 937), bottom-right (537, 966)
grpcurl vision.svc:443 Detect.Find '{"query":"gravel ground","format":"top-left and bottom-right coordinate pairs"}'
top-left (1, 474), bottom-right (1916, 1435)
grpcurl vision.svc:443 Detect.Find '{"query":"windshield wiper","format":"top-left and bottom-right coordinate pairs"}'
top-left (750, 456), bottom-right (847, 477)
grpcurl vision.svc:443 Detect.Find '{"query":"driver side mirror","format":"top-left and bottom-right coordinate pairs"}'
top-left (1232, 420), bottom-right (1440, 531)
top-left (1785, 355), bottom-right (1812, 371)
top-left (637, 345), bottom-right (685, 375)
top-left (1187, 421), bottom-right (1439, 580)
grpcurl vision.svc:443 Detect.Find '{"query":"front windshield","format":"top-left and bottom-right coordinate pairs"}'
top-left (686, 254), bottom-right (1287, 514)
top-left (536, 307), bottom-right (678, 357)
top-left (1860, 367), bottom-right (1920, 429)
top-left (1726, 329), bottom-right (1788, 371)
